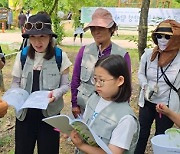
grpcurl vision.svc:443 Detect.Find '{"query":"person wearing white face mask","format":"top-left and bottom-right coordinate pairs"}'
top-left (135, 20), bottom-right (180, 154)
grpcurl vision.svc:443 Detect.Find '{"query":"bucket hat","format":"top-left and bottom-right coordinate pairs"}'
top-left (22, 13), bottom-right (57, 38)
top-left (83, 8), bottom-right (115, 32)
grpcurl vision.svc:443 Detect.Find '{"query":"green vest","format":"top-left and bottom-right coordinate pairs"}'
top-left (82, 93), bottom-right (139, 154)
top-left (77, 42), bottom-right (127, 110)
top-left (16, 56), bottom-right (64, 121)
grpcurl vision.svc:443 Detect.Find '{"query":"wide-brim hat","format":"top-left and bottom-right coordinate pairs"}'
top-left (154, 22), bottom-right (173, 35)
top-left (22, 13), bottom-right (57, 38)
top-left (83, 8), bottom-right (115, 32)
top-left (152, 21), bottom-right (174, 45)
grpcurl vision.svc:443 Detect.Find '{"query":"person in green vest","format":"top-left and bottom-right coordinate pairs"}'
top-left (71, 8), bottom-right (131, 119)
top-left (11, 12), bottom-right (72, 154)
top-left (70, 55), bottom-right (139, 154)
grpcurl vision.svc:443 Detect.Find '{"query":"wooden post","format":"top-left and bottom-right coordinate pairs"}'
top-left (2, 22), bottom-right (5, 33)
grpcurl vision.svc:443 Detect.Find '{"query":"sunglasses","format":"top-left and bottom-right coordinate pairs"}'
top-left (156, 34), bottom-right (171, 40)
top-left (24, 22), bottom-right (51, 31)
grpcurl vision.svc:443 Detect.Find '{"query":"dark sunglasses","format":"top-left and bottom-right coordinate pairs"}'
top-left (24, 22), bottom-right (51, 31)
top-left (156, 34), bottom-right (171, 40)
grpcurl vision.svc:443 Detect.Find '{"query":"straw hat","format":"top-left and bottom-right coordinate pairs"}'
top-left (154, 22), bottom-right (173, 35)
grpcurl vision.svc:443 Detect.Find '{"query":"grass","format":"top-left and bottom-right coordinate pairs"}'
top-left (0, 44), bottom-right (14, 55)
top-left (0, 136), bottom-right (12, 147)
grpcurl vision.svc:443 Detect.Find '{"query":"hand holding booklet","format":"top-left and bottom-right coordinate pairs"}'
top-left (2, 88), bottom-right (50, 113)
top-left (43, 114), bottom-right (112, 154)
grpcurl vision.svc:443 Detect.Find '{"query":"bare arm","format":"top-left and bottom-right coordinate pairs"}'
top-left (156, 104), bottom-right (180, 127)
top-left (70, 130), bottom-right (125, 154)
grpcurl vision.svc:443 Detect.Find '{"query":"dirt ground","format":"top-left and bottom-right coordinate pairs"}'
top-left (0, 49), bottom-right (154, 154)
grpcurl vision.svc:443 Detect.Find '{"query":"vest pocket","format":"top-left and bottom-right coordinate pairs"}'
top-left (77, 83), bottom-right (94, 109)
top-left (21, 71), bottom-right (31, 90)
top-left (42, 69), bottom-right (61, 90)
top-left (80, 66), bottom-right (93, 82)
top-left (92, 115), bottom-right (117, 141)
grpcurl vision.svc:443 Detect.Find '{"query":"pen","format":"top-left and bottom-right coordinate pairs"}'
top-left (54, 128), bottom-right (60, 132)
top-left (159, 113), bottom-right (162, 119)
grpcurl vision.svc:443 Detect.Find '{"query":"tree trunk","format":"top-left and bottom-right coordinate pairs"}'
top-left (0, 70), bottom-right (5, 91)
top-left (138, 0), bottom-right (150, 59)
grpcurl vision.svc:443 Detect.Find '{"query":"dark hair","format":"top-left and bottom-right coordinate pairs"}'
top-left (27, 37), bottom-right (55, 60)
top-left (95, 54), bottom-right (131, 102)
top-left (109, 22), bottom-right (117, 36)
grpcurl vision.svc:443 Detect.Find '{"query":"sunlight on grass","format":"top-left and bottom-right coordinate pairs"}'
top-left (8, 150), bottom-right (15, 154)
top-left (0, 136), bottom-right (11, 147)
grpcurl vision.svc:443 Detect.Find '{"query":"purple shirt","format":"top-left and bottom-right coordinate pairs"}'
top-left (71, 44), bottom-right (131, 107)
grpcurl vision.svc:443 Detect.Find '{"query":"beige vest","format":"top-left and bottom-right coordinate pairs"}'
top-left (16, 56), bottom-right (64, 121)
top-left (77, 42), bottom-right (127, 110)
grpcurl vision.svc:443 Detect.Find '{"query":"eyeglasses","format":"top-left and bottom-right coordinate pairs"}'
top-left (92, 77), bottom-right (114, 87)
top-left (24, 22), bottom-right (51, 31)
top-left (156, 34), bottom-right (171, 40)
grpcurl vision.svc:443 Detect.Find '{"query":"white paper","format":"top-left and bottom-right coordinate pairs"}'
top-left (2, 88), bottom-right (50, 113)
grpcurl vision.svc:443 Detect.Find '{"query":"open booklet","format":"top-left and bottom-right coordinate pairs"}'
top-left (43, 114), bottom-right (112, 154)
top-left (2, 88), bottom-right (50, 113)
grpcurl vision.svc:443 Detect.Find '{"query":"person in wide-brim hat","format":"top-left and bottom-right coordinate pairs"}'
top-left (151, 19), bottom-right (180, 67)
top-left (83, 8), bottom-right (116, 32)
top-left (22, 13), bottom-right (57, 38)
top-left (135, 19), bottom-right (180, 154)
top-left (71, 8), bottom-right (135, 154)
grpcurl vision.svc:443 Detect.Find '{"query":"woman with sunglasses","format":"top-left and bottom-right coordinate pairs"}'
top-left (135, 20), bottom-right (180, 154)
top-left (11, 12), bottom-right (72, 154)
top-left (71, 8), bottom-right (131, 119)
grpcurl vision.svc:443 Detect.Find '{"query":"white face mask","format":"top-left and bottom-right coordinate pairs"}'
top-left (157, 37), bottom-right (169, 51)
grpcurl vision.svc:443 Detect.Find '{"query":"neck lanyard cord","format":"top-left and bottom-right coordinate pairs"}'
top-left (156, 53), bottom-right (174, 84)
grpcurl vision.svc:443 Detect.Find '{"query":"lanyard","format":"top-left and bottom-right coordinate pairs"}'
top-left (156, 53), bottom-right (174, 84)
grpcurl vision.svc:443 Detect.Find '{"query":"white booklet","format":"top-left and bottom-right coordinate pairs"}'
top-left (2, 88), bottom-right (50, 113)
top-left (43, 114), bottom-right (112, 154)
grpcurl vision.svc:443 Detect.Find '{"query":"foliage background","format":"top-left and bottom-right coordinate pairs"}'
top-left (0, 0), bottom-right (179, 43)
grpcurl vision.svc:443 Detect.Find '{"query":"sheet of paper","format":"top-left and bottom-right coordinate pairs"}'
top-left (2, 88), bottom-right (29, 112)
top-left (20, 91), bottom-right (50, 110)
top-left (2, 88), bottom-right (50, 112)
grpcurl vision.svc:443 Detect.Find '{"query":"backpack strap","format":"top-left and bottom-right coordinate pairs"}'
top-left (54, 47), bottom-right (62, 71)
top-left (20, 46), bottom-right (62, 71)
top-left (20, 46), bottom-right (29, 70)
